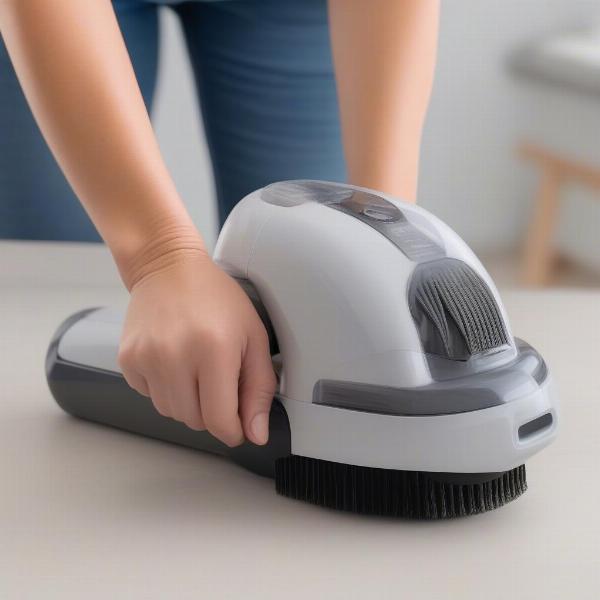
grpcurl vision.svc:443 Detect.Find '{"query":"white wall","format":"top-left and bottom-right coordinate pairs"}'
top-left (420, 0), bottom-right (600, 264)
top-left (152, 1), bottom-right (599, 258)
top-left (512, 75), bottom-right (600, 272)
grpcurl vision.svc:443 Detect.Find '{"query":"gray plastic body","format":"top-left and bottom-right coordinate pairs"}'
top-left (47, 310), bottom-right (290, 478)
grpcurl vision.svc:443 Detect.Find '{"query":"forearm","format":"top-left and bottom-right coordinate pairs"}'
top-left (0, 0), bottom-right (202, 287)
top-left (328, 0), bottom-right (439, 202)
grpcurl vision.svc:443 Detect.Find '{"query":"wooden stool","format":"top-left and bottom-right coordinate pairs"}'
top-left (519, 142), bottom-right (600, 286)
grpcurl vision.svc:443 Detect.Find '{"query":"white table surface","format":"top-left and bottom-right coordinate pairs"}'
top-left (1, 241), bottom-right (599, 600)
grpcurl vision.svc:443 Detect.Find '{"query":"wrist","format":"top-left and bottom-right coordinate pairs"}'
top-left (114, 219), bottom-right (208, 291)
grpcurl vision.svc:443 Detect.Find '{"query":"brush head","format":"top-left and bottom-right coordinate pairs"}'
top-left (275, 455), bottom-right (527, 519)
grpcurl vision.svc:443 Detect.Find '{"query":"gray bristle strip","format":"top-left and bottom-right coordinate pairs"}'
top-left (275, 457), bottom-right (527, 519)
top-left (416, 262), bottom-right (508, 355)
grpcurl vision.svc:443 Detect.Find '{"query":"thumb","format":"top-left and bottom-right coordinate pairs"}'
top-left (238, 331), bottom-right (277, 445)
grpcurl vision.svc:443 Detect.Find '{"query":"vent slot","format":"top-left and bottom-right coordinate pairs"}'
top-left (518, 413), bottom-right (553, 439)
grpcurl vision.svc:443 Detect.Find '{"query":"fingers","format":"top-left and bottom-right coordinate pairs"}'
top-left (121, 367), bottom-right (150, 398)
top-left (146, 380), bottom-right (174, 419)
top-left (239, 328), bottom-right (277, 446)
top-left (174, 371), bottom-right (205, 430)
top-left (119, 344), bottom-right (153, 398)
top-left (197, 337), bottom-right (245, 447)
top-left (120, 343), bottom-right (205, 430)
top-left (150, 368), bottom-right (205, 431)
top-left (118, 281), bottom-right (272, 447)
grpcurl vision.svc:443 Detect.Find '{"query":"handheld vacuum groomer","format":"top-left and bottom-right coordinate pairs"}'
top-left (47, 181), bottom-right (558, 519)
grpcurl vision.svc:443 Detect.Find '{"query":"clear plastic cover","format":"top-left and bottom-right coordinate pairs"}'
top-left (261, 180), bottom-right (444, 262)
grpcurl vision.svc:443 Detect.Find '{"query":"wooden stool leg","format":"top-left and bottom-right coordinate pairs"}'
top-left (522, 166), bottom-right (561, 287)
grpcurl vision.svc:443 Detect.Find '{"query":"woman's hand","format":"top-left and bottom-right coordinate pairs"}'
top-left (0, 2), bottom-right (276, 443)
top-left (118, 247), bottom-right (276, 447)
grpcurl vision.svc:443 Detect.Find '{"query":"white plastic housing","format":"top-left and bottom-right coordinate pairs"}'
top-left (215, 181), bottom-right (513, 405)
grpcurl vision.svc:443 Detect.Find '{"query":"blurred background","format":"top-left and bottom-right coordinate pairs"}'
top-left (2, 0), bottom-right (600, 288)
top-left (151, 0), bottom-right (600, 287)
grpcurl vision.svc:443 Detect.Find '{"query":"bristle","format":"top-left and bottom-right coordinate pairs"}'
top-left (275, 456), bottom-right (527, 519)
top-left (413, 260), bottom-right (509, 358)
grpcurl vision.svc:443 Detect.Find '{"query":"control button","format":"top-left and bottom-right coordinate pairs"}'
top-left (362, 206), bottom-right (398, 222)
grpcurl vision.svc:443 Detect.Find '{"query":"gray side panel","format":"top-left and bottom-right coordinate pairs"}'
top-left (314, 340), bottom-right (548, 416)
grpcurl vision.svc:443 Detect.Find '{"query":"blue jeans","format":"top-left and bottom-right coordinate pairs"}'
top-left (0, 0), bottom-right (345, 241)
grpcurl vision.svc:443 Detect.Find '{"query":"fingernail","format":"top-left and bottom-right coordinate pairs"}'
top-left (250, 413), bottom-right (269, 445)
